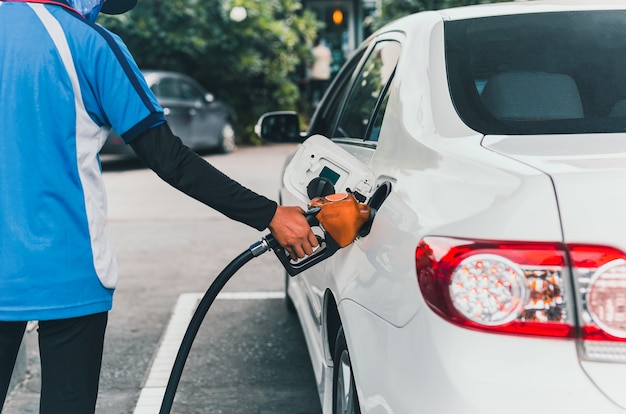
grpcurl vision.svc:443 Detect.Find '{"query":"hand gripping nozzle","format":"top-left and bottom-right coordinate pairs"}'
top-left (266, 193), bottom-right (373, 276)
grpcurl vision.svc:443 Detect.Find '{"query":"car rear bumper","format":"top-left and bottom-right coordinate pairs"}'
top-left (339, 300), bottom-right (626, 413)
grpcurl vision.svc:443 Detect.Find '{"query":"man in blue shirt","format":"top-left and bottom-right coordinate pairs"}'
top-left (0, 0), bottom-right (318, 412)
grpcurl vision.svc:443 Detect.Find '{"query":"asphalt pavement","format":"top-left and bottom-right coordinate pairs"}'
top-left (3, 144), bottom-right (322, 414)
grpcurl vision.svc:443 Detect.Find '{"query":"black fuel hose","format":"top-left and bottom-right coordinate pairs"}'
top-left (159, 236), bottom-right (276, 414)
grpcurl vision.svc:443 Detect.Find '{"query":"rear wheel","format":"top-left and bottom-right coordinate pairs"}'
top-left (333, 327), bottom-right (361, 414)
top-left (219, 121), bottom-right (236, 153)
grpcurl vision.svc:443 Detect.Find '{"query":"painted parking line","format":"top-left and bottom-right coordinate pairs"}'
top-left (132, 291), bottom-right (285, 414)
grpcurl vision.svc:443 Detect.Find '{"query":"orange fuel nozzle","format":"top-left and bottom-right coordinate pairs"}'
top-left (309, 193), bottom-right (372, 248)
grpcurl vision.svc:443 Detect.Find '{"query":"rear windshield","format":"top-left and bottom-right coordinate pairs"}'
top-left (445, 11), bottom-right (626, 135)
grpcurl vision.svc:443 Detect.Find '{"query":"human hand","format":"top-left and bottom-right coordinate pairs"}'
top-left (268, 205), bottom-right (319, 260)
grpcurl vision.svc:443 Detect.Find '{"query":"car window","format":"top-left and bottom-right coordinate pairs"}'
top-left (152, 78), bottom-right (179, 99)
top-left (366, 87), bottom-right (392, 142)
top-left (308, 48), bottom-right (367, 138)
top-left (179, 80), bottom-right (204, 102)
top-left (446, 10), bottom-right (626, 135)
top-left (335, 40), bottom-right (400, 139)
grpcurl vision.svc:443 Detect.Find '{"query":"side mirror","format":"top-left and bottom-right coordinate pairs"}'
top-left (254, 111), bottom-right (304, 143)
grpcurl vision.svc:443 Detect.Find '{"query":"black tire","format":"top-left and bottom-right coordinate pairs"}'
top-left (333, 327), bottom-right (361, 414)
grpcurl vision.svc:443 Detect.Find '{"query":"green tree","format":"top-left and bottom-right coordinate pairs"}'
top-left (99, 0), bottom-right (319, 144)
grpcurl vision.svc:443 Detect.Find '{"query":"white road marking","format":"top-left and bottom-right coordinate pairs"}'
top-left (132, 291), bottom-right (285, 414)
top-left (213, 291), bottom-right (285, 300)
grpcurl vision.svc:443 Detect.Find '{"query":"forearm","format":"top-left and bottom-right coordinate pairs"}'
top-left (129, 124), bottom-right (277, 230)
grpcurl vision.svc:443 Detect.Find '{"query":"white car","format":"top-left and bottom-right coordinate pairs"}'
top-left (257, 1), bottom-right (626, 413)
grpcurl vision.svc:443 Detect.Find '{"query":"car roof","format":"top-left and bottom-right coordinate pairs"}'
top-left (141, 69), bottom-right (180, 76)
top-left (438, 0), bottom-right (626, 20)
top-left (141, 69), bottom-right (187, 80)
top-left (140, 70), bottom-right (202, 88)
top-left (378, 0), bottom-right (626, 33)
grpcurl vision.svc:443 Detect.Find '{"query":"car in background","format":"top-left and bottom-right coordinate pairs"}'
top-left (257, 1), bottom-right (626, 413)
top-left (101, 70), bottom-right (237, 157)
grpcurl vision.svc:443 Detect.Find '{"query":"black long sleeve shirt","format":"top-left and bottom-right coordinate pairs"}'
top-left (129, 123), bottom-right (277, 231)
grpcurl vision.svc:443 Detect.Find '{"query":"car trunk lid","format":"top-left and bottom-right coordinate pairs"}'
top-left (483, 132), bottom-right (626, 409)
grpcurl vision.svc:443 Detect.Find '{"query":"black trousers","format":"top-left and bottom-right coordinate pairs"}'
top-left (0, 312), bottom-right (108, 414)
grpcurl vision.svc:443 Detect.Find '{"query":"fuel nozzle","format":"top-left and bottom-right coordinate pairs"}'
top-left (268, 192), bottom-right (375, 276)
top-left (308, 193), bottom-right (373, 248)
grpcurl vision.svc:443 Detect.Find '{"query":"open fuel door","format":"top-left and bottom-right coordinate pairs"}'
top-left (283, 135), bottom-right (378, 204)
top-left (277, 134), bottom-right (391, 276)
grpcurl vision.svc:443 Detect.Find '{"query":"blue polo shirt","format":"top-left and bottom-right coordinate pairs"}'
top-left (0, 1), bottom-right (166, 321)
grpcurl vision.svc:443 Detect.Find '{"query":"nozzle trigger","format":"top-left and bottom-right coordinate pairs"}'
top-left (304, 206), bottom-right (321, 226)
top-left (271, 234), bottom-right (340, 276)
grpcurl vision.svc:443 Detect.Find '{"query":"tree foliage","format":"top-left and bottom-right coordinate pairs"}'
top-left (99, 0), bottom-right (508, 143)
top-left (99, 0), bottom-right (319, 143)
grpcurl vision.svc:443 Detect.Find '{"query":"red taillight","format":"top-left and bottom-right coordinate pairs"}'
top-left (569, 245), bottom-right (626, 345)
top-left (416, 237), bottom-right (574, 338)
top-left (417, 237), bottom-right (626, 348)
top-left (417, 238), bottom-right (626, 362)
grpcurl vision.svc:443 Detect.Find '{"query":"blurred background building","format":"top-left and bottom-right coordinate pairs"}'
top-left (303, 0), bottom-right (379, 74)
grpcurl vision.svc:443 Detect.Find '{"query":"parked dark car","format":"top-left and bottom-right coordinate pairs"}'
top-left (100, 70), bottom-right (237, 156)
